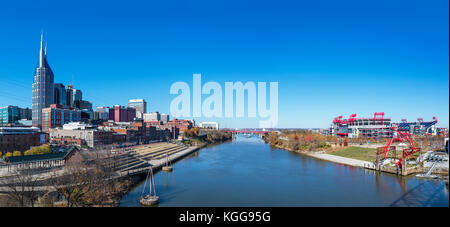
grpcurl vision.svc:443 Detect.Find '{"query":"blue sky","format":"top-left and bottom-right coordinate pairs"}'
top-left (0, 0), bottom-right (448, 128)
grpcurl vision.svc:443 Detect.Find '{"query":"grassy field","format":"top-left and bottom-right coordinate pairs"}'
top-left (328, 146), bottom-right (378, 162)
top-left (328, 145), bottom-right (424, 163)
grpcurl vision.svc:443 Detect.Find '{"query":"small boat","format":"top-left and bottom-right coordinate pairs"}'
top-left (140, 194), bottom-right (159, 206)
top-left (162, 165), bottom-right (173, 172)
top-left (140, 167), bottom-right (159, 206)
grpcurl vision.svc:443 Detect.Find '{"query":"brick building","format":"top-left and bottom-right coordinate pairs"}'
top-left (108, 105), bottom-right (136, 122)
top-left (42, 104), bottom-right (81, 131)
top-left (0, 127), bottom-right (44, 155)
top-left (167, 119), bottom-right (193, 133)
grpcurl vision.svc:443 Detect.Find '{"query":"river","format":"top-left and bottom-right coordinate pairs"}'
top-left (119, 135), bottom-right (449, 207)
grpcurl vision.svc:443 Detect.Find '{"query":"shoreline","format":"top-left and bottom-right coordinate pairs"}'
top-left (116, 139), bottom-right (230, 206)
top-left (270, 143), bottom-right (448, 178)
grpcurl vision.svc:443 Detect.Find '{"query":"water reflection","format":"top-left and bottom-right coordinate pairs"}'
top-left (120, 135), bottom-right (449, 207)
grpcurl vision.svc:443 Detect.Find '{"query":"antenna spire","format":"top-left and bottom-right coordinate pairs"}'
top-left (39, 32), bottom-right (44, 67)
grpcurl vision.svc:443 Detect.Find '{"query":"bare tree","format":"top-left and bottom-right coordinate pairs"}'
top-left (50, 149), bottom-right (130, 207)
top-left (0, 168), bottom-right (41, 207)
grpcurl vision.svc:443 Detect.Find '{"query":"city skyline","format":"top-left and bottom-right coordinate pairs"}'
top-left (0, 0), bottom-right (448, 128)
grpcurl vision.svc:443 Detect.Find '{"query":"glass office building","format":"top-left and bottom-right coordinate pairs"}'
top-left (32, 33), bottom-right (54, 128)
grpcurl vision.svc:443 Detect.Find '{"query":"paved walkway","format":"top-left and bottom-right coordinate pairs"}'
top-left (307, 152), bottom-right (376, 169)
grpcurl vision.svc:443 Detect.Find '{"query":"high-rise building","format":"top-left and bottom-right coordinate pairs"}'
top-left (66, 85), bottom-right (74, 107)
top-left (160, 113), bottom-right (170, 124)
top-left (73, 89), bottom-right (82, 103)
top-left (32, 33), bottom-right (54, 128)
top-left (19, 107), bottom-right (32, 120)
top-left (65, 85), bottom-right (83, 108)
top-left (0, 106), bottom-right (21, 126)
top-left (128, 99), bottom-right (147, 119)
top-left (94, 106), bottom-right (109, 121)
top-left (74, 100), bottom-right (92, 110)
top-left (54, 83), bottom-right (67, 105)
top-left (65, 84), bottom-right (88, 109)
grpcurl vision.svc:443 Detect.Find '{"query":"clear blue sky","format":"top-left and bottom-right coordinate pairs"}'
top-left (0, 0), bottom-right (448, 128)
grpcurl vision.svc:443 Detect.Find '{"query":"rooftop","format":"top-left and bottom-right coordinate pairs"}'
top-left (6, 146), bottom-right (77, 164)
top-left (0, 127), bottom-right (41, 135)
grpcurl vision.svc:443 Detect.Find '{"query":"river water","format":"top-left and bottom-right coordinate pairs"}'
top-left (119, 135), bottom-right (449, 207)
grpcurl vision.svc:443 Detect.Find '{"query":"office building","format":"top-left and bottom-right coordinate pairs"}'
top-left (66, 85), bottom-right (74, 107)
top-left (74, 100), bottom-right (93, 110)
top-left (65, 85), bottom-right (83, 108)
top-left (73, 88), bottom-right (82, 103)
top-left (19, 107), bottom-right (32, 120)
top-left (108, 105), bottom-right (136, 122)
top-left (0, 106), bottom-right (21, 126)
top-left (143, 112), bottom-right (160, 122)
top-left (41, 104), bottom-right (81, 131)
top-left (32, 33), bottom-right (54, 128)
top-left (160, 113), bottom-right (170, 124)
top-left (94, 106), bottom-right (109, 121)
top-left (128, 99), bottom-right (147, 119)
top-left (54, 83), bottom-right (67, 105)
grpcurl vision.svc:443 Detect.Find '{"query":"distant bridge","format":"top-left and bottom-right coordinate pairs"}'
top-left (224, 130), bottom-right (273, 134)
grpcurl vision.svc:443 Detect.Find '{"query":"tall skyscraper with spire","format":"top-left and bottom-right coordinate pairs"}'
top-left (32, 33), bottom-right (54, 128)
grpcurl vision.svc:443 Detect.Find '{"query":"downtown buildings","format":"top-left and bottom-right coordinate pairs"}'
top-left (143, 111), bottom-right (160, 122)
top-left (0, 106), bottom-right (32, 126)
top-left (42, 104), bottom-right (81, 131)
top-left (160, 113), bottom-right (170, 124)
top-left (108, 105), bottom-right (136, 122)
top-left (128, 99), bottom-right (147, 119)
top-left (3, 33), bottom-right (202, 152)
top-left (94, 106), bottom-right (109, 121)
top-left (31, 33), bottom-right (91, 129)
top-left (143, 112), bottom-right (170, 124)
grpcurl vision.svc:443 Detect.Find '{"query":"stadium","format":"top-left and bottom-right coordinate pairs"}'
top-left (330, 112), bottom-right (443, 139)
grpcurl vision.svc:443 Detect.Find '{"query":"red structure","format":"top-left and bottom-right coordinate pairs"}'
top-left (225, 129), bottom-right (271, 134)
top-left (374, 112), bottom-right (385, 125)
top-left (380, 123), bottom-right (421, 167)
top-left (333, 116), bottom-right (345, 126)
top-left (331, 112), bottom-right (393, 138)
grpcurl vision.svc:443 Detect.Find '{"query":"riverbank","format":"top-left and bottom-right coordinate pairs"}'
top-left (115, 143), bottom-right (210, 204)
top-left (271, 144), bottom-right (373, 167)
top-left (119, 135), bottom-right (449, 207)
top-left (270, 143), bottom-right (447, 177)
